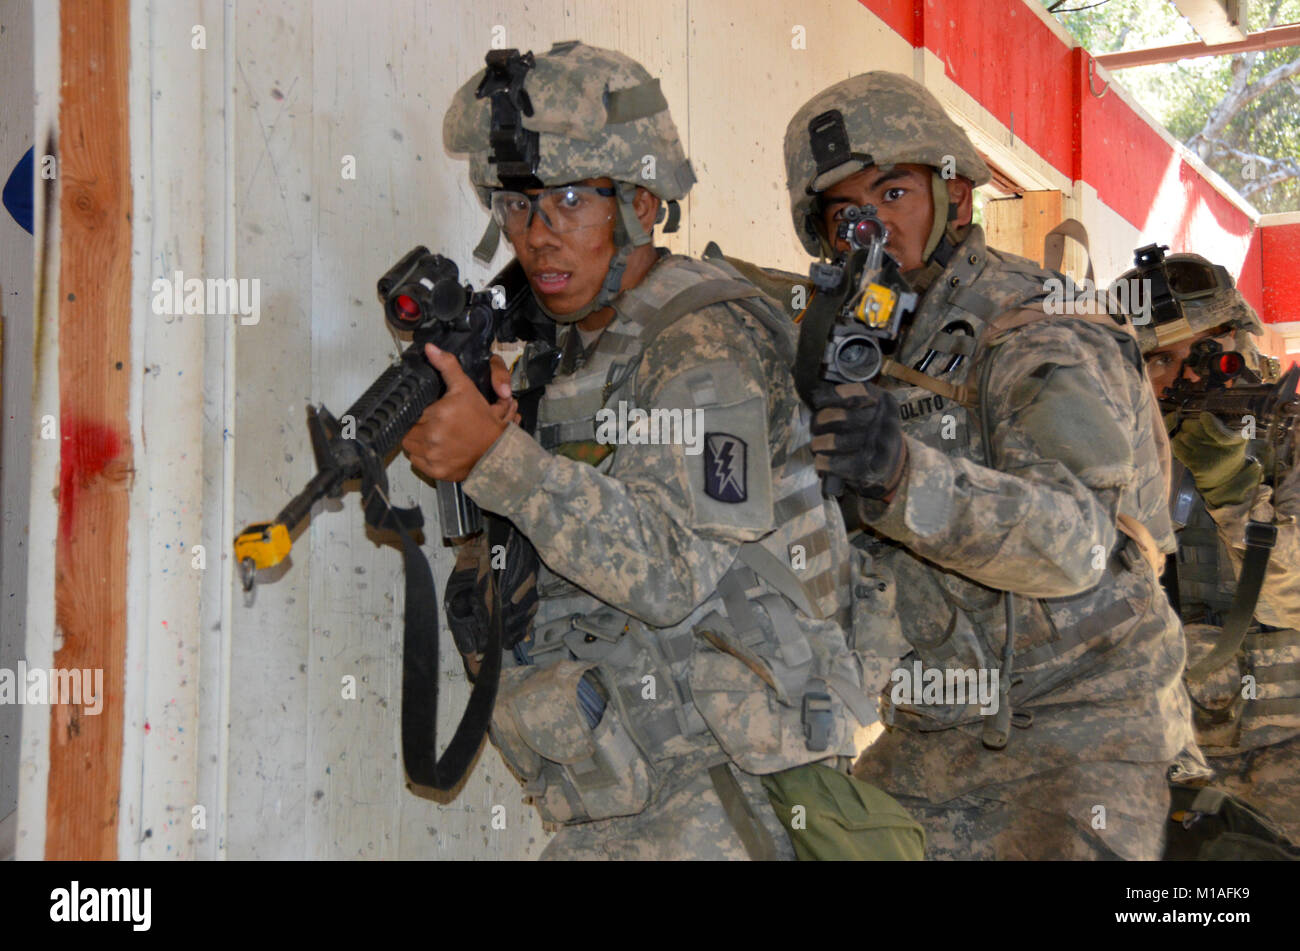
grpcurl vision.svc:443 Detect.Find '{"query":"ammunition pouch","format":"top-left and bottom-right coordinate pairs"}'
top-left (491, 660), bottom-right (654, 825)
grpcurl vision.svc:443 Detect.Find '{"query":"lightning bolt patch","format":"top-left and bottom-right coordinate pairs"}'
top-left (704, 433), bottom-right (747, 503)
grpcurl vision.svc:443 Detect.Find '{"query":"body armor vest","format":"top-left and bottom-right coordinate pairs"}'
top-left (491, 254), bottom-right (866, 826)
top-left (860, 229), bottom-right (1172, 729)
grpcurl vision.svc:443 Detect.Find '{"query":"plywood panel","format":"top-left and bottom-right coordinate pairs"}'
top-left (225, 0), bottom-right (316, 858)
top-left (121, 0), bottom-right (228, 861)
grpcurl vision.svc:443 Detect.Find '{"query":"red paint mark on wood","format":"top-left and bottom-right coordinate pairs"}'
top-left (58, 416), bottom-right (124, 543)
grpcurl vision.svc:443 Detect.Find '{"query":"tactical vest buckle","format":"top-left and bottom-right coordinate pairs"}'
top-left (1245, 521), bottom-right (1278, 551)
top-left (802, 686), bottom-right (834, 752)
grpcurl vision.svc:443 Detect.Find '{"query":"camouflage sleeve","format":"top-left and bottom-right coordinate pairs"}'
top-left (862, 320), bottom-right (1142, 598)
top-left (1205, 463), bottom-right (1300, 629)
top-left (461, 306), bottom-right (775, 628)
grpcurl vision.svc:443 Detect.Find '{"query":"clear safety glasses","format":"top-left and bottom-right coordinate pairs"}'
top-left (490, 184), bottom-right (617, 237)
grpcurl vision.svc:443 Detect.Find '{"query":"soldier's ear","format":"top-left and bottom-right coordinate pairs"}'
top-left (633, 186), bottom-right (660, 234)
top-left (949, 176), bottom-right (974, 228)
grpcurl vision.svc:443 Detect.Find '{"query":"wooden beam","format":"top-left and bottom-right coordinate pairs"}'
top-left (1095, 23), bottom-right (1300, 70)
top-left (1171, 0), bottom-right (1248, 46)
top-left (46, 0), bottom-right (132, 860)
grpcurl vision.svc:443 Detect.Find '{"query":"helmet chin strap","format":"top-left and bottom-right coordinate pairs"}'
top-left (535, 182), bottom-right (650, 325)
top-left (922, 172), bottom-right (953, 263)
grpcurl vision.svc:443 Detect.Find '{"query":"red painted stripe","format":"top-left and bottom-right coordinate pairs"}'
top-left (1262, 223), bottom-right (1300, 324)
top-left (923, 0), bottom-right (1076, 179)
top-left (853, 0), bottom-right (1274, 322)
top-left (859, 0), bottom-right (917, 43)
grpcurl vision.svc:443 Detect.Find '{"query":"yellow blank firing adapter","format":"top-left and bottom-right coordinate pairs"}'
top-left (855, 284), bottom-right (896, 330)
top-left (234, 521), bottom-right (292, 571)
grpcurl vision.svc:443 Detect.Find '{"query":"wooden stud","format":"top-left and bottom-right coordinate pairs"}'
top-left (46, 0), bottom-right (132, 860)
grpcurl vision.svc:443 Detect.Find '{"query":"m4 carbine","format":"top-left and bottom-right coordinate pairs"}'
top-left (232, 246), bottom-right (536, 792)
top-left (1161, 338), bottom-right (1300, 478)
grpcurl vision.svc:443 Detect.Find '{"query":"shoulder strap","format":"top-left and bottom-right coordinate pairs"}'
top-left (1186, 520), bottom-right (1279, 683)
top-left (878, 301), bottom-right (1136, 410)
top-left (1042, 218), bottom-right (1096, 285)
top-left (1117, 513), bottom-right (1165, 576)
top-left (879, 357), bottom-right (977, 408)
top-left (635, 275), bottom-right (795, 367)
top-left (638, 278), bottom-right (763, 340)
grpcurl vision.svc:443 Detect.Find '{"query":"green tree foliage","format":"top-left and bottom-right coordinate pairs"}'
top-left (1043, 0), bottom-right (1300, 213)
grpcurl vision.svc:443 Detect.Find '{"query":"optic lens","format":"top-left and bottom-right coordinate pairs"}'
top-left (394, 294), bottom-right (421, 321)
top-left (854, 219), bottom-right (882, 245)
top-left (1218, 353), bottom-right (1243, 375)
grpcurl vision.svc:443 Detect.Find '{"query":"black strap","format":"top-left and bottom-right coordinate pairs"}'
top-left (1160, 551), bottom-right (1182, 617)
top-left (396, 512), bottom-right (502, 790)
top-left (1186, 519), bottom-right (1278, 683)
top-left (359, 452), bottom-right (502, 791)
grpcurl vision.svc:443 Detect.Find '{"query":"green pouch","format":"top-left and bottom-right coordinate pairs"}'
top-left (761, 764), bottom-right (925, 861)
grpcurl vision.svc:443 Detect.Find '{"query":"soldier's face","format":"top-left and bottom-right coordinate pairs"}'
top-left (506, 177), bottom-right (620, 316)
top-left (819, 163), bottom-right (938, 271)
top-left (1144, 330), bottom-right (1236, 398)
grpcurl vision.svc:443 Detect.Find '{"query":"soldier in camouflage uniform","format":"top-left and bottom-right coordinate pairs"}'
top-left (1128, 255), bottom-right (1300, 841)
top-left (782, 72), bottom-right (1195, 859)
top-left (402, 42), bottom-right (921, 860)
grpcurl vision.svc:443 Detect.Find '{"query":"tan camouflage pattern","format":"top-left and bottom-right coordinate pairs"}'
top-left (1127, 256), bottom-right (1263, 354)
top-left (783, 72), bottom-right (991, 255)
top-left (443, 40), bottom-right (695, 207)
top-left (1205, 737), bottom-right (1300, 842)
top-left (462, 253), bottom-right (873, 841)
top-left (882, 759), bottom-right (1171, 860)
top-left (1171, 464), bottom-right (1300, 836)
top-left (538, 759), bottom-right (795, 860)
top-left (837, 226), bottom-right (1193, 858)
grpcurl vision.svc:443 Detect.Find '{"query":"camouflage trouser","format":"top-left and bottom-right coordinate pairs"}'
top-left (1205, 736), bottom-right (1300, 842)
top-left (875, 761), bottom-right (1171, 860)
top-left (540, 761), bottom-right (796, 861)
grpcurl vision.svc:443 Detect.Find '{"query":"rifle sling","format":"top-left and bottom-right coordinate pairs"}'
top-left (1185, 520), bottom-right (1278, 684)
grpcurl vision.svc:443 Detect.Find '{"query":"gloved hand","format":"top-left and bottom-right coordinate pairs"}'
top-left (808, 381), bottom-right (907, 499)
top-left (1167, 410), bottom-right (1262, 508)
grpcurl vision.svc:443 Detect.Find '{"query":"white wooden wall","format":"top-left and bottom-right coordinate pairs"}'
top-left (22, 0), bottom-right (1239, 860)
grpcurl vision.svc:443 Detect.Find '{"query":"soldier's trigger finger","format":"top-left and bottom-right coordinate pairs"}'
top-left (489, 353), bottom-right (513, 399)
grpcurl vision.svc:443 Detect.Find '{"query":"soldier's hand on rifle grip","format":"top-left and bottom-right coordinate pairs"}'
top-left (809, 380), bottom-right (907, 501)
top-left (1169, 410), bottom-right (1263, 508)
top-left (401, 344), bottom-right (519, 482)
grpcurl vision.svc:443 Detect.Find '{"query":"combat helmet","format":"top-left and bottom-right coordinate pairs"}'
top-left (1113, 251), bottom-right (1265, 373)
top-left (443, 40), bottom-right (695, 322)
top-left (784, 72), bottom-right (990, 261)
